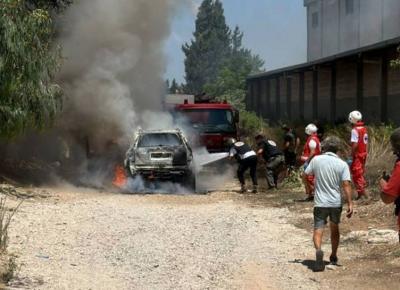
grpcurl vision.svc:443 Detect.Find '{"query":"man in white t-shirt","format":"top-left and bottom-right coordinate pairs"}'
top-left (304, 136), bottom-right (353, 272)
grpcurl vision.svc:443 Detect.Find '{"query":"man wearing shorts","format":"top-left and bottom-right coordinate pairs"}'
top-left (304, 136), bottom-right (354, 272)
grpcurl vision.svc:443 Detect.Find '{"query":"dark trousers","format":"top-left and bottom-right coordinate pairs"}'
top-left (266, 155), bottom-right (285, 188)
top-left (284, 150), bottom-right (297, 167)
top-left (238, 155), bottom-right (258, 186)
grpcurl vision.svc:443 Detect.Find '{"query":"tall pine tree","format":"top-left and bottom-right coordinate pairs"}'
top-left (205, 26), bottom-right (265, 110)
top-left (182, 0), bottom-right (231, 95)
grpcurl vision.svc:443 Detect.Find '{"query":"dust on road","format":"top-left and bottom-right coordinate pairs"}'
top-left (4, 186), bottom-right (365, 289)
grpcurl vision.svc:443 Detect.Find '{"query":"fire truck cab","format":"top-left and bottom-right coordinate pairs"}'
top-left (171, 95), bottom-right (239, 153)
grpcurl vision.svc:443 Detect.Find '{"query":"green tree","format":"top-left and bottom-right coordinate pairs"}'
top-left (0, 0), bottom-right (64, 138)
top-left (169, 79), bottom-right (180, 93)
top-left (182, 0), bottom-right (231, 94)
top-left (205, 26), bottom-right (265, 110)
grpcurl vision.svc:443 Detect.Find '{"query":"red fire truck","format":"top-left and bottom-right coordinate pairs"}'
top-left (168, 95), bottom-right (239, 153)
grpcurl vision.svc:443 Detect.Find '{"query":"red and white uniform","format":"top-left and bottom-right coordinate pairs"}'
top-left (301, 133), bottom-right (321, 163)
top-left (350, 121), bottom-right (368, 195)
top-left (302, 133), bottom-right (321, 184)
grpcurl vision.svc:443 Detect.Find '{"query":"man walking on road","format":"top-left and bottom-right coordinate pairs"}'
top-left (304, 136), bottom-right (354, 272)
top-left (255, 135), bottom-right (285, 189)
top-left (228, 138), bottom-right (258, 193)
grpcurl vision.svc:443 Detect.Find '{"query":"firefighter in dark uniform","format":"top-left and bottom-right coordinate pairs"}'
top-left (228, 138), bottom-right (258, 193)
top-left (255, 134), bottom-right (285, 189)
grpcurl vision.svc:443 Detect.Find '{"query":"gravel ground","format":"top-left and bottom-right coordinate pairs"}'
top-left (7, 187), bottom-right (333, 290)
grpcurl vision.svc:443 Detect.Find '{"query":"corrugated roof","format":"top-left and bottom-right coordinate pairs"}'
top-left (247, 36), bottom-right (400, 80)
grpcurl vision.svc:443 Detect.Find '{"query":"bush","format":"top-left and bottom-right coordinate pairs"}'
top-left (238, 110), bottom-right (282, 146)
top-left (238, 110), bottom-right (266, 137)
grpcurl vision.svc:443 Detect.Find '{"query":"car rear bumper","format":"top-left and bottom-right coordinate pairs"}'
top-left (130, 166), bottom-right (190, 180)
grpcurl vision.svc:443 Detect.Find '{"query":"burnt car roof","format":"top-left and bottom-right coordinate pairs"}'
top-left (137, 129), bottom-right (183, 134)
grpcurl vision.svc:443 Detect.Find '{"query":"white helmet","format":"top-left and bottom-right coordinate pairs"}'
top-left (305, 123), bottom-right (318, 135)
top-left (348, 110), bottom-right (362, 124)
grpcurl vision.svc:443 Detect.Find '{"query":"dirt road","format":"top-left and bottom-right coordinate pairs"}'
top-left (4, 185), bottom-right (380, 289)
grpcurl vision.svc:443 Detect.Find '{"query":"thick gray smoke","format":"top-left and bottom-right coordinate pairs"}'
top-left (58, 0), bottom-right (188, 147)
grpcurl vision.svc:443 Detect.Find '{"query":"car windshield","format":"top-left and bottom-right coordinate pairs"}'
top-left (138, 133), bottom-right (182, 147)
top-left (179, 109), bottom-right (235, 133)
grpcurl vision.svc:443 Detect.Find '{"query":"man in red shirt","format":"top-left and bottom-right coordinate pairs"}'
top-left (380, 128), bottom-right (400, 242)
top-left (348, 110), bottom-right (368, 199)
top-left (301, 123), bottom-right (321, 200)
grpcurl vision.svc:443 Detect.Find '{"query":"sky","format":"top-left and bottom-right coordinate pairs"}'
top-left (164, 0), bottom-right (308, 83)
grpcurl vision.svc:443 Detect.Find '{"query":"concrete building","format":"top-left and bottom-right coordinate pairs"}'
top-left (246, 0), bottom-right (400, 124)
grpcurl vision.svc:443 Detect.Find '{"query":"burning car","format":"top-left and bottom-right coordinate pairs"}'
top-left (124, 129), bottom-right (196, 191)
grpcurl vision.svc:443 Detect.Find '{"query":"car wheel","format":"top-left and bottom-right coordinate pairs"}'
top-left (183, 171), bottom-right (196, 193)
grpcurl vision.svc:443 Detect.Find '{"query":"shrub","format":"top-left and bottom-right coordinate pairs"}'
top-left (239, 110), bottom-right (266, 137)
top-left (238, 111), bottom-right (281, 145)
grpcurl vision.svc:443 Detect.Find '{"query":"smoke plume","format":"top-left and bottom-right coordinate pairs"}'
top-left (58, 0), bottom-right (188, 146)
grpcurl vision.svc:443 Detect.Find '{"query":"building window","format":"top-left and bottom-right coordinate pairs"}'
top-left (312, 12), bottom-right (318, 28)
top-left (345, 0), bottom-right (354, 15)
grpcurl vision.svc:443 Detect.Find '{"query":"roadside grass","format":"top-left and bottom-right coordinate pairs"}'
top-left (280, 169), bottom-right (303, 189)
top-left (0, 254), bottom-right (17, 285)
top-left (0, 197), bottom-right (23, 285)
top-left (0, 198), bottom-right (23, 251)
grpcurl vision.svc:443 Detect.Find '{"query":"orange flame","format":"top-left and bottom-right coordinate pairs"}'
top-left (113, 165), bottom-right (127, 188)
